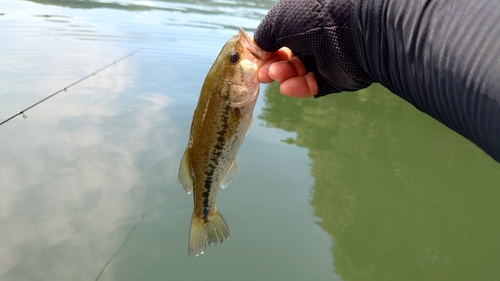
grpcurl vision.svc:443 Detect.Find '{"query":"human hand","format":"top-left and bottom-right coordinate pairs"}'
top-left (257, 47), bottom-right (318, 98)
top-left (254, 0), bottom-right (373, 97)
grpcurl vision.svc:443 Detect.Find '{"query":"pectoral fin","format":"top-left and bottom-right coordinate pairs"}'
top-left (220, 161), bottom-right (239, 189)
top-left (245, 117), bottom-right (253, 136)
top-left (178, 149), bottom-right (193, 194)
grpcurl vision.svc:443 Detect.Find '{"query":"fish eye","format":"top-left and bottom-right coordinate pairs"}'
top-left (229, 51), bottom-right (239, 63)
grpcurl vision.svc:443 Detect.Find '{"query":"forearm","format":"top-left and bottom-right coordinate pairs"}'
top-left (353, 0), bottom-right (500, 162)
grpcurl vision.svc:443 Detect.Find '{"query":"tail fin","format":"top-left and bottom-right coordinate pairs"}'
top-left (188, 208), bottom-right (230, 257)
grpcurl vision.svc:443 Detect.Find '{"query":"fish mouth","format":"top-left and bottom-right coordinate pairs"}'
top-left (220, 28), bottom-right (263, 108)
top-left (238, 28), bottom-right (270, 64)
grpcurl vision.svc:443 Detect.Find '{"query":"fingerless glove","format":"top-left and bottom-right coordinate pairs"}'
top-left (254, 0), bottom-right (373, 97)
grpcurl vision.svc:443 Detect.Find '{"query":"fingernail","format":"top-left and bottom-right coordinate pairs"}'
top-left (268, 64), bottom-right (276, 81)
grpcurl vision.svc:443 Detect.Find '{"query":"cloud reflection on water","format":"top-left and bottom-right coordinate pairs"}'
top-left (0, 33), bottom-right (174, 279)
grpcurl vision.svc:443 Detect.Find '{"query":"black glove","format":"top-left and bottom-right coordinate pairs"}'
top-left (254, 0), bottom-right (373, 97)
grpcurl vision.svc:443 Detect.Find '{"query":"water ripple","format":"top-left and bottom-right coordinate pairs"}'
top-left (28, 0), bottom-right (275, 19)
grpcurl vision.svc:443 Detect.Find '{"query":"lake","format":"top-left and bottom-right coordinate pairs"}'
top-left (1, 1), bottom-right (499, 280)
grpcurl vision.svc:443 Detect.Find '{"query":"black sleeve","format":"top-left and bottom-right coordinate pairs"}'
top-left (352, 0), bottom-right (500, 162)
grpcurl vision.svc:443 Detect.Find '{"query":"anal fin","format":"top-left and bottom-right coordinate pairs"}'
top-left (220, 161), bottom-right (239, 189)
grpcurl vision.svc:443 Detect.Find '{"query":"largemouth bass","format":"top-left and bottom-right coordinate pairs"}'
top-left (178, 28), bottom-right (269, 257)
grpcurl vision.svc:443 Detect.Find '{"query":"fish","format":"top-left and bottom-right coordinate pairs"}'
top-left (178, 28), bottom-right (269, 257)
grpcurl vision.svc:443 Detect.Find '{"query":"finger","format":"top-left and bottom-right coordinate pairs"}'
top-left (268, 56), bottom-right (307, 84)
top-left (280, 72), bottom-right (318, 98)
top-left (258, 48), bottom-right (294, 83)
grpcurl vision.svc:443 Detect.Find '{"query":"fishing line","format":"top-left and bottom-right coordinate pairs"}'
top-left (95, 213), bottom-right (146, 281)
top-left (0, 48), bottom-right (143, 127)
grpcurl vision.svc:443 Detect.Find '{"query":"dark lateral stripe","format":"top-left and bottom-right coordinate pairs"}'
top-left (201, 105), bottom-right (231, 218)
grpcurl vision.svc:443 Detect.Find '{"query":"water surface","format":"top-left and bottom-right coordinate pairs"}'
top-left (0, 1), bottom-right (499, 280)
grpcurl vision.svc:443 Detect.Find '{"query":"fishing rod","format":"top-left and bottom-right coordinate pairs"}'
top-left (0, 48), bottom-right (144, 127)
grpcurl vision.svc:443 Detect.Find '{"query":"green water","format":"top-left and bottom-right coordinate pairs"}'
top-left (0, 1), bottom-right (499, 280)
